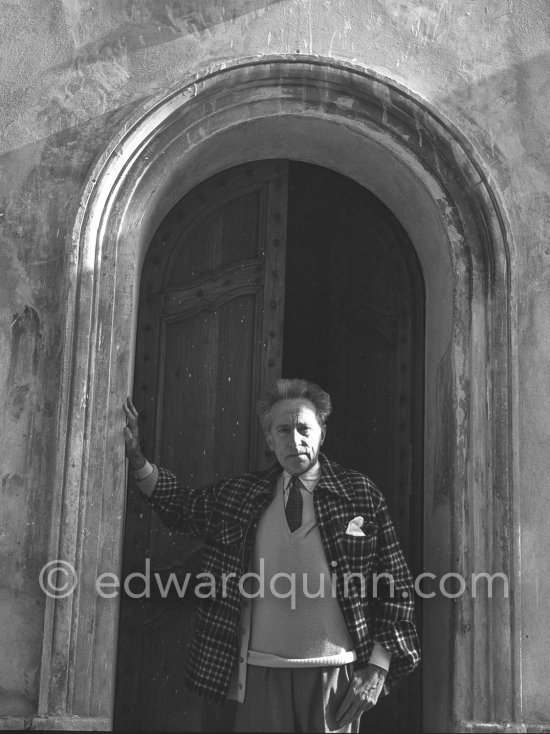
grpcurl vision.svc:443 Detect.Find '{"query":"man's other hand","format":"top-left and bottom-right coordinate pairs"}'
top-left (123, 396), bottom-right (146, 471)
top-left (335, 663), bottom-right (386, 727)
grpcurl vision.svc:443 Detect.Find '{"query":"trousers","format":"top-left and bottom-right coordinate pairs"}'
top-left (233, 664), bottom-right (362, 733)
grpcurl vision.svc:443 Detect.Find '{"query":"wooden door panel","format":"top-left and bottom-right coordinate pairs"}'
top-left (167, 183), bottom-right (264, 285)
top-left (158, 294), bottom-right (259, 482)
top-left (115, 161), bottom-right (288, 731)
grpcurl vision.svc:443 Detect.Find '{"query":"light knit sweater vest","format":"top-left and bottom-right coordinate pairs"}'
top-left (248, 481), bottom-right (356, 666)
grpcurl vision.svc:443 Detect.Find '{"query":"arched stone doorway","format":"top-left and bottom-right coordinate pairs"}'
top-left (39, 58), bottom-right (519, 733)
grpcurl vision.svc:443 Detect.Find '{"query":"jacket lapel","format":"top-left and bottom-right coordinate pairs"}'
top-left (243, 461), bottom-right (281, 519)
top-left (313, 455), bottom-right (357, 570)
top-left (316, 454), bottom-right (356, 503)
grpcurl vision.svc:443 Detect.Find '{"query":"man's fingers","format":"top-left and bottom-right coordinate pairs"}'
top-left (123, 400), bottom-right (138, 427)
top-left (337, 712), bottom-right (359, 728)
top-left (336, 675), bottom-right (380, 727)
top-left (123, 426), bottom-right (138, 444)
top-left (338, 693), bottom-right (377, 727)
top-left (125, 396), bottom-right (138, 417)
top-left (335, 686), bottom-right (356, 721)
top-left (336, 685), bottom-right (365, 725)
top-left (122, 408), bottom-right (135, 429)
top-left (337, 703), bottom-right (364, 728)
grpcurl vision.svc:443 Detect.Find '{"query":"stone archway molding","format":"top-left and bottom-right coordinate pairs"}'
top-left (35, 56), bottom-right (520, 733)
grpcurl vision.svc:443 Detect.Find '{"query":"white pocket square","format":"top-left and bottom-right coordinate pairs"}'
top-left (345, 516), bottom-right (366, 536)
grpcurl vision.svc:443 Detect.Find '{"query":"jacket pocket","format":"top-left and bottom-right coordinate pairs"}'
top-left (342, 530), bottom-right (377, 575)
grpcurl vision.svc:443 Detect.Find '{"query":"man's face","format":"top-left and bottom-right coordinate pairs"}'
top-left (265, 398), bottom-right (326, 475)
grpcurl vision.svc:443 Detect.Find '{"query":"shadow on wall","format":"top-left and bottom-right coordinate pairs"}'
top-left (1, 0), bottom-right (287, 149)
top-left (51, 0), bottom-right (290, 70)
top-left (2, 0), bottom-right (549, 172)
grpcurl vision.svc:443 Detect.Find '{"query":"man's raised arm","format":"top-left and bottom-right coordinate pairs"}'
top-left (122, 396), bottom-right (217, 535)
top-left (123, 396), bottom-right (158, 496)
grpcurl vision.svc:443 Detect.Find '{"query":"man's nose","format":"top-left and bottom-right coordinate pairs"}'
top-left (289, 429), bottom-right (303, 446)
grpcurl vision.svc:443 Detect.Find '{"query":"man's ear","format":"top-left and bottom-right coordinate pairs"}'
top-left (265, 430), bottom-right (274, 450)
top-left (320, 424), bottom-right (327, 445)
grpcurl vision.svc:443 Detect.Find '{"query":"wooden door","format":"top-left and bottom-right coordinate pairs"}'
top-left (283, 162), bottom-right (424, 734)
top-left (115, 161), bottom-right (289, 731)
top-left (116, 160), bottom-right (424, 733)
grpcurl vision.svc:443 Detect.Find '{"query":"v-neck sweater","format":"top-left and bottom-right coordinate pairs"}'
top-left (248, 478), bottom-right (356, 666)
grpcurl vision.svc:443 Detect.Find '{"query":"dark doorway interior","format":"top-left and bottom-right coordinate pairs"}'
top-left (115, 161), bottom-right (424, 733)
top-left (284, 163), bottom-right (424, 733)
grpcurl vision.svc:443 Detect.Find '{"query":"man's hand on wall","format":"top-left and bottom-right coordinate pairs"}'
top-left (123, 396), bottom-right (146, 471)
top-left (335, 663), bottom-right (387, 727)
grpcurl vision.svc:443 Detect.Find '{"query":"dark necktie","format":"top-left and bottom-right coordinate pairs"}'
top-left (285, 476), bottom-right (303, 532)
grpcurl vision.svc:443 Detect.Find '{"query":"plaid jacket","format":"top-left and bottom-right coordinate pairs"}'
top-left (146, 453), bottom-right (420, 703)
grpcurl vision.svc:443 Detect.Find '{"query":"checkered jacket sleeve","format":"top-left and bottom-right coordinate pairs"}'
top-left (142, 465), bottom-right (219, 537)
top-left (370, 491), bottom-right (420, 683)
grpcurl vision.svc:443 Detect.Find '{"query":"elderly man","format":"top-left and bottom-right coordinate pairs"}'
top-left (123, 378), bottom-right (420, 733)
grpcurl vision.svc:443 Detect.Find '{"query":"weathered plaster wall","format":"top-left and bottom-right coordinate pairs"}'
top-left (0, 0), bottom-right (549, 727)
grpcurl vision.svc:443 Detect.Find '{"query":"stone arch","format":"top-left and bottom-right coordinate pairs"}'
top-left (39, 57), bottom-right (520, 732)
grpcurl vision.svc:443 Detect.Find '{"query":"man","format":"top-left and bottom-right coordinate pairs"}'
top-left (123, 378), bottom-right (420, 732)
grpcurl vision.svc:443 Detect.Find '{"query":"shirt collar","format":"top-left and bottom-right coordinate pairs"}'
top-left (283, 460), bottom-right (321, 493)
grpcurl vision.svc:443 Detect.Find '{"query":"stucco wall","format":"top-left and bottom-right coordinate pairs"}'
top-left (0, 0), bottom-right (549, 728)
